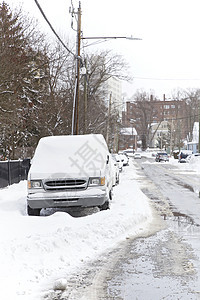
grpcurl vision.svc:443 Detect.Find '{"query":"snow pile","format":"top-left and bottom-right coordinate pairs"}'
top-left (0, 160), bottom-right (152, 300)
top-left (168, 156), bottom-right (200, 174)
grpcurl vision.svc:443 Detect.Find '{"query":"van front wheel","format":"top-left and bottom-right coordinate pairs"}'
top-left (109, 189), bottom-right (113, 200)
top-left (27, 205), bottom-right (41, 216)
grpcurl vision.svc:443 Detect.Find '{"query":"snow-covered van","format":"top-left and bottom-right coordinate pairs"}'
top-left (27, 134), bottom-right (113, 215)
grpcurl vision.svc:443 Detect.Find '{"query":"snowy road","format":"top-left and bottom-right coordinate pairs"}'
top-left (105, 157), bottom-right (200, 299)
top-left (137, 156), bottom-right (200, 224)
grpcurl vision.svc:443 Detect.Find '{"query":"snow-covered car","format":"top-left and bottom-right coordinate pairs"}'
top-left (134, 153), bottom-right (142, 159)
top-left (27, 134), bottom-right (113, 215)
top-left (111, 156), bottom-right (120, 186)
top-left (186, 153), bottom-right (200, 163)
top-left (123, 149), bottom-right (134, 157)
top-left (155, 152), bottom-right (169, 162)
top-left (112, 154), bottom-right (123, 172)
top-left (178, 150), bottom-right (193, 163)
top-left (119, 154), bottom-right (129, 166)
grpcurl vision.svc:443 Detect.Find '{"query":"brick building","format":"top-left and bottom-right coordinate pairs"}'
top-left (122, 98), bottom-right (189, 149)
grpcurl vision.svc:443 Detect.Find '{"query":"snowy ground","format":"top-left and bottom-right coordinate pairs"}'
top-left (1, 154), bottom-right (199, 300)
top-left (0, 159), bottom-right (154, 300)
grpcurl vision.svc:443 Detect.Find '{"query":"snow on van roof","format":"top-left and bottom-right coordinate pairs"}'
top-left (30, 134), bottom-right (109, 177)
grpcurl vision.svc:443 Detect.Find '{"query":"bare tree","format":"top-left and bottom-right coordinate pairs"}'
top-left (129, 91), bottom-right (159, 150)
top-left (78, 50), bottom-right (130, 138)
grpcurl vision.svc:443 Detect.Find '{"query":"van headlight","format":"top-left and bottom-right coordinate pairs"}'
top-left (89, 177), bottom-right (105, 186)
top-left (28, 180), bottom-right (43, 189)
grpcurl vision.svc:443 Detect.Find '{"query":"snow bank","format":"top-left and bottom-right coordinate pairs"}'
top-left (168, 157), bottom-right (200, 174)
top-left (0, 161), bottom-right (153, 300)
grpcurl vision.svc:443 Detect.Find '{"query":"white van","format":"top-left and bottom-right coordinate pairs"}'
top-left (27, 134), bottom-right (113, 215)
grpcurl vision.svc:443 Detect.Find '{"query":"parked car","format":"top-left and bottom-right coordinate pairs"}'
top-left (186, 153), bottom-right (200, 163)
top-left (111, 156), bottom-right (120, 186)
top-left (27, 134), bottom-right (113, 215)
top-left (178, 150), bottom-right (193, 163)
top-left (119, 154), bottom-right (129, 166)
top-left (123, 149), bottom-right (134, 157)
top-left (151, 152), bottom-right (157, 157)
top-left (155, 152), bottom-right (169, 162)
top-left (112, 154), bottom-right (123, 172)
top-left (134, 153), bottom-right (142, 159)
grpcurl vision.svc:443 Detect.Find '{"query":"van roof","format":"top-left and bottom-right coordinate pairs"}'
top-left (30, 134), bottom-right (109, 177)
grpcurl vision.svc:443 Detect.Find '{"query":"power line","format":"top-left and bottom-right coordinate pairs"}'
top-left (164, 113), bottom-right (199, 122)
top-left (34, 0), bottom-right (75, 58)
top-left (133, 76), bottom-right (200, 81)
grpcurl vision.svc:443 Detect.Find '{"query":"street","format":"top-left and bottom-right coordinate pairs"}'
top-left (47, 156), bottom-right (200, 300)
top-left (105, 157), bottom-right (200, 299)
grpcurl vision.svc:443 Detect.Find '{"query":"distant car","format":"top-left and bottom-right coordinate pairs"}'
top-left (134, 153), bottom-right (142, 159)
top-left (155, 152), bottom-right (169, 162)
top-left (178, 150), bottom-right (193, 163)
top-left (123, 149), bottom-right (134, 157)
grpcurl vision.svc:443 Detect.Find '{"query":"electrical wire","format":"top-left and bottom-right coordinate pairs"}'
top-left (34, 0), bottom-right (75, 58)
top-left (133, 76), bottom-right (200, 81)
top-left (164, 113), bottom-right (199, 122)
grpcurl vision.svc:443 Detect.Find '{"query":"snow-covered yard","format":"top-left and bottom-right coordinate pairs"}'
top-left (0, 160), bottom-right (153, 300)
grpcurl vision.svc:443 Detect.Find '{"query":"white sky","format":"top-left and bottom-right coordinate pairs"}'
top-left (6, 0), bottom-right (200, 99)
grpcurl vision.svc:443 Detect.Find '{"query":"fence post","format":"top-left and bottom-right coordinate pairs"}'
top-left (8, 159), bottom-right (11, 186)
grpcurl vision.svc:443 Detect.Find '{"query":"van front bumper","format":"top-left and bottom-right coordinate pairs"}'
top-left (27, 189), bottom-right (108, 209)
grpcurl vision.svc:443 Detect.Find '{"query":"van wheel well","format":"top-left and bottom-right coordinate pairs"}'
top-left (99, 201), bottom-right (110, 211)
top-left (27, 205), bottom-right (41, 216)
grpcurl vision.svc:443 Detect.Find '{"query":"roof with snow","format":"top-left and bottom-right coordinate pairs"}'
top-left (120, 127), bottom-right (137, 136)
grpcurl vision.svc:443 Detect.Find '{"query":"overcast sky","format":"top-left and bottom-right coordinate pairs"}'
top-left (6, 0), bottom-right (200, 99)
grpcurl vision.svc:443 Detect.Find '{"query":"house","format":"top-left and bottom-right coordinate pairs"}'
top-left (187, 122), bottom-right (199, 153)
top-left (149, 120), bottom-right (169, 148)
top-left (118, 127), bottom-right (137, 151)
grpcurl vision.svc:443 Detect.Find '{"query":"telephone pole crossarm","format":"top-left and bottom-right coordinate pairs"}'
top-left (82, 36), bottom-right (142, 40)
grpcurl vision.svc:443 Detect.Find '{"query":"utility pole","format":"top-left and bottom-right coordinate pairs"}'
top-left (83, 58), bottom-right (87, 134)
top-left (199, 101), bottom-right (200, 153)
top-left (170, 120), bottom-right (174, 155)
top-left (75, 1), bottom-right (81, 135)
top-left (71, 1), bottom-right (81, 135)
top-left (70, 1), bottom-right (141, 135)
top-left (106, 93), bottom-right (112, 145)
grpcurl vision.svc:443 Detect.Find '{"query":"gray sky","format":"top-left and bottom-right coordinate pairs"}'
top-left (6, 0), bottom-right (200, 99)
